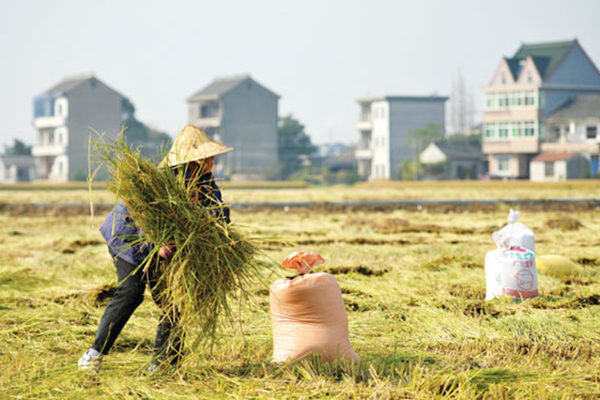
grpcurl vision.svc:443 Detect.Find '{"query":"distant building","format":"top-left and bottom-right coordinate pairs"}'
top-left (355, 95), bottom-right (447, 180)
top-left (419, 141), bottom-right (487, 180)
top-left (323, 145), bottom-right (357, 173)
top-left (32, 74), bottom-right (127, 181)
top-left (483, 39), bottom-right (600, 179)
top-left (317, 142), bottom-right (350, 158)
top-left (541, 95), bottom-right (600, 176)
top-left (530, 152), bottom-right (589, 181)
top-left (0, 155), bottom-right (36, 183)
top-left (187, 75), bottom-right (279, 180)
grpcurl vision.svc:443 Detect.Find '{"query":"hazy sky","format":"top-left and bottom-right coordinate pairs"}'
top-left (1, 0), bottom-right (599, 147)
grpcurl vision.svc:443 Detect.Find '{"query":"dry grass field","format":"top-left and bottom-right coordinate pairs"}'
top-left (0, 182), bottom-right (599, 399)
top-left (1, 179), bottom-right (600, 205)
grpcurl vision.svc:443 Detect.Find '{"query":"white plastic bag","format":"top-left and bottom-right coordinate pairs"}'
top-left (492, 209), bottom-right (535, 252)
top-left (485, 246), bottom-right (538, 300)
top-left (485, 209), bottom-right (538, 300)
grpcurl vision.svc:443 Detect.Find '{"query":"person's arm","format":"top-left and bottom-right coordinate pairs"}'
top-left (211, 180), bottom-right (231, 224)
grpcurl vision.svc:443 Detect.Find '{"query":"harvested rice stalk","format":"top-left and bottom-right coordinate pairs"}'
top-left (88, 129), bottom-right (274, 347)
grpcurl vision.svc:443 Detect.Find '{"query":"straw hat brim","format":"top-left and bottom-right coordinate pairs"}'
top-left (161, 144), bottom-right (233, 168)
top-left (160, 125), bottom-right (234, 168)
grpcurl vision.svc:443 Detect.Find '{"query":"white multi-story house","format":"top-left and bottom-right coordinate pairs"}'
top-left (32, 74), bottom-right (127, 181)
top-left (187, 75), bottom-right (279, 179)
top-left (483, 39), bottom-right (600, 179)
top-left (355, 95), bottom-right (447, 180)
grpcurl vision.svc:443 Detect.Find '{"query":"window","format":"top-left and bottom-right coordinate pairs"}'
top-left (544, 162), bottom-right (554, 177)
top-left (484, 123), bottom-right (495, 138)
top-left (200, 101), bottom-right (219, 118)
top-left (512, 93), bottom-right (523, 107)
top-left (586, 125), bottom-right (598, 140)
top-left (58, 161), bottom-right (63, 174)
top-left (499, 123), bottom-right (509, 138)
top-left (498, 94), bottom-right (509, 108)
top-left (511, 122), bottom-right (521, 137)
top-left (497, 156), bottom-right (510, 172)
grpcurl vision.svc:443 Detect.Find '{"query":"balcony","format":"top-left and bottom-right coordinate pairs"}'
top-left (541, 142), bottom-right (600, 154)
top-left (33, 116), bottom-right (67, 129)
top-left (483, 108), bottom-right (541, 123)
top-left (355, 147), bottom-right (372, 160)
top-left (32, 144), bottom-right (67, 157)
top-left (482, 138), bottom-right (539, 154)
top-left (356, 119), bottom-right (372, 131)
top-left (191, 116), bottom-right (222, 128)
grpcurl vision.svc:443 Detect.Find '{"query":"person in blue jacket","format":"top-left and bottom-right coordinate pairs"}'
top-left (78, 125), bottom-right (233, 372)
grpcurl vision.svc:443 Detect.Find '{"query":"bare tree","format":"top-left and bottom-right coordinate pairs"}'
top-left (448, 68), bottom-right (477, 135)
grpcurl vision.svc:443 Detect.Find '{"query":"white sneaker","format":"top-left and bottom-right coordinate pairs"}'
top-left (78, 349), bottom-right (102, 372)
top-left (147, 363), bottom-right (159, 374)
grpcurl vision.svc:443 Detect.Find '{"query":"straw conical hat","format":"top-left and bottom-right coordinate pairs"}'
top-left (161, 125), bottom-right (233, 168)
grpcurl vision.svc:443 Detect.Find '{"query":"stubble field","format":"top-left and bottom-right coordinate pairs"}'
top-left (0, 181), bottom-right (599, 399)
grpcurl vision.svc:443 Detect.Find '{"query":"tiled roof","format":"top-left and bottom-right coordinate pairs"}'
top-left (532, 152), bottom-right (577, 162)
top-left (546, 95), bottom-right (600, 120)
top-left (507, 39), bottom-right (576, 80)
top-left (433, 142), bottom-right (482, 161)
top-left (357, 95), bottom-right (448, 103)
top-left (189, 74), bottom-right (251, 99)
top-left (0, 155), bottom-right (35, 167)
top-left (43, 73), bottom-right (96, 94)
top-left (505, 58), bottom-right (522, 80)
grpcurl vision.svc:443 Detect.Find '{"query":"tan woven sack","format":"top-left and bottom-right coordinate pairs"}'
top-left (270, 272), bottom-right (359, 363)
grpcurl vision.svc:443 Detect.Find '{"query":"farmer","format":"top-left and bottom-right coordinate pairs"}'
top-left (78, 125), bottom-right (233, 372)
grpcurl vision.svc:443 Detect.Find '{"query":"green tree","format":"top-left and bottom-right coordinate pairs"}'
top-left (407, 123), bottom-right (445, 152)
top-left (397, 159), bottom-right (423, 181)
top-left (278, 115), bottom-right (317, 179)
top-left (121, 99), bottom-right (172, 158)
top-left (4, 139), bottom-right (32, 156)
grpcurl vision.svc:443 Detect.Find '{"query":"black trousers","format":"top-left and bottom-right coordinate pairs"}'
top-left (92, 253), bottom-right (183, 363)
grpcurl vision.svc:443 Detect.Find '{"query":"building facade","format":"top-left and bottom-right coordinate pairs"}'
top-left (530, 152), bottom-right (589, 182)
top-left (32, 74), bottom-right (127, 182)
top-left (419, 142), bottom-right (487, 180)
top-left (541, 95), bottom-right (600, 176)
top-left (0, 155), bottom-right (36, 183)
top-left (483, 39), bottom-right (600, 179)
top-left (187, 75), bottom-right (279, 180)
top-left (355, 96), bottom-right (447, 180)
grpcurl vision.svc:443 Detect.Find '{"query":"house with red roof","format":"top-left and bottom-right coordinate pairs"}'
top-left (530, 152), bottom-right (589, 182)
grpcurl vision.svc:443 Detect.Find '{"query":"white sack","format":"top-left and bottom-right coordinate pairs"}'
top-left (485, 246), bottom-right (538, 300)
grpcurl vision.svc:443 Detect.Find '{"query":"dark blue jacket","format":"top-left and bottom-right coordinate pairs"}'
top-left (99, 173), bottom-right (230, 265)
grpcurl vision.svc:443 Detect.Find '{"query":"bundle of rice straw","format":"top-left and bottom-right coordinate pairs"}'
top-left (88, 129), bottom-right (269, 345)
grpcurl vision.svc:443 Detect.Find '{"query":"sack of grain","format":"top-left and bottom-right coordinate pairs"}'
top-left (485, 210), bottom-right (538, 300)
top-left (270, 252), bottom-right (359, 363)
top-left (485, 246), bottom-right (538, 300)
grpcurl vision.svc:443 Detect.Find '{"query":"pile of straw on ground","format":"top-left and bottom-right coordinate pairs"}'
top-left (89, 131), bottom-right (268, 347)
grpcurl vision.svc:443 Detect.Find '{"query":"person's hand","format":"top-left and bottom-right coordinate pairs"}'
top-left (159, 245), bottom-right (175, 261)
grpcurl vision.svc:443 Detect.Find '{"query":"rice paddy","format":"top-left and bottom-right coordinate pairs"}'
top-left (0, 182), bottom-right (599, 399)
